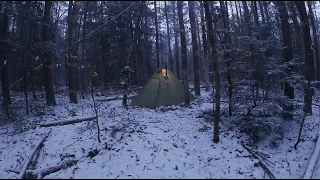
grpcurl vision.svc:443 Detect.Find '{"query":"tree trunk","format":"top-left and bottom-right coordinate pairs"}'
top-left (238, 1), bottom-right (243, 22)
top-left (263, 1), bottom-right (270, 24)
top-left (242, 1), bottom-right (251, 35)
top-left (242, 1), bottom-right (257, 107)
top-left (258, 1), bottom-right (266, 24)
top-left (0, 2), bottom-right (11, 105)
top-left (220, 1), bottom-right (233, 116)
top-left (195, 14), bottom-right (202, 72)
top-left (177, 1), bottom-right (190, 105)
top-left (252, 1), bottom-right (259, 28)
top-left (296, 1), bottom-right (315, 114)
top-left (67, 1), bottom-right (80, 104)
top-left (200, 1), bottom-right (210, 91)
top-left (80, 1), bottom-right (88, 99)
top-left (42, 1), bottom-right (56, 106)
top-left (164, 1), bottom-right (173, 71)
top-left (188, 1), bottom-right (201, 96)
top-left (27, 23), bottom-right (37, 100)
top-left (27, 23), bottom-right (36, 100)
top-left (276, 1), bottom-right (295, 99)
top-left (21, 21), bottom-right (29, 115)
top-left (234, 1), bottom-right (241, 25)
top-left (307, 1), bottom-right (320, 82)
top-left (154, 1), bottom-right (160, 69)
top-left (144, 15), bottom-right (153, 78)
top-left (204, 1), bottom-right (220, 143)
top-left (275, 1), bottom-right (295, 119)
top-left (173, 1), bottom-right (181, 79)
top-left (288, 2), bottom-right (304, 63)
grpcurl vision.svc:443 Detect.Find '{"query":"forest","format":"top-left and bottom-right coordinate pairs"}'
top-left (0, 1), bottom-right (320, 179)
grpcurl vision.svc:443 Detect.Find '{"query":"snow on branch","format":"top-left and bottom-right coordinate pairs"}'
top-left (26, 160), bottom-right (78, 179)
top-left (96, 95), bottom-right (136, 102)
top-left (18, 130), bottom-right (52, 179)
top-left (38, 116), bottom-right (97, 127)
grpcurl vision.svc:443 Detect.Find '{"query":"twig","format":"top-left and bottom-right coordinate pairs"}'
top-left (254, 151), bottom-right (275, 167)
top-left (294, 112), bottom-right (308, 149)
top-left (18, 130), bottom-right (51, 179)
top-left (5, 169), bottom-right (20, 174)
top-left (241, 142), bottom-right (275, 179)
top-left (285, 159), bottom-right (292, 176)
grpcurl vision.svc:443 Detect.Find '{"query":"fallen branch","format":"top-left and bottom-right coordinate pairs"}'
top-left (97, 95), bottom-right (136, 102)
top-left (18, 130), bottom-right (51, 179)
top-left (241, 142), bottom-right (275, 179)
top-left (39, 116), bottom-right (97, 127)
top-left (294, 112), bottom-right (308, 149)
top-left (26, 160), bottom-right (78, 179)
top-left (5, 169), bottom-right (20, 174)
top-left (253, 150), bottom-right (275, 167)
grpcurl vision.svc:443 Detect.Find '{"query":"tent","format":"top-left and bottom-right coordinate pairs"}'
top-left (131, 65), bottom-right (195, 109)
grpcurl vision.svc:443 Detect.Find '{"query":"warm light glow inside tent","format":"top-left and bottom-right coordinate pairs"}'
top-left (131, 65), bottom-right (195, 108)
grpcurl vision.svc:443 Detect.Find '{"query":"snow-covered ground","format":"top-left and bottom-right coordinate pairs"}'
top-left (0, 88), bottom-right (319, 179)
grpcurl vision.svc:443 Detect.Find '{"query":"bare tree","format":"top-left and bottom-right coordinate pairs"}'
top-left (188, 1), bottom-right (201, 96)
top-left (234, 1), bottom-right (241, 25)
top-left (21, 11), bottom-right (30, 115)
top-left (287, 2), bottom-right (304, 60)
top-left (204, 1), bottom-right (220, 143)
top-left (199, 1), bottom-right (209, 91)
top-left (0, 2), bottom-right (11, 106)
top-left (122, 1), bottom-right (144, 107)
top-left (275, 1), bottom-right (295, 119)
top-left (173, 1), bottom-right (180, 79)
top-left (164, 1), bottom-right (173, 71)
top-left (42, 1), bottom-right (56, 106)
top-left (220, 1), bottom-right (233, 116)
top-left (296, 1), bottom-right (315, 114)
top-left (154, 1), bottom-right (160, 69)
top-left (307, 1), bottom-right (320, 82)
top-left (177, 1), bottom-right (190, 105)
top-left (67, 1), bottom-right (80, 104)
top-left (258, 1), bottom-right (266, 24)
top-left (79, 2), bottom-right (88, 99)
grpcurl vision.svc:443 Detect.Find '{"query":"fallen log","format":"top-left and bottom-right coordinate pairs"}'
top-left (241, 142), bottom-right (275, 179)
top-left (39, 116), bottom-right (97, 127)
top-left (96, 95), bottom-right (136, 102)
top-left (18, 130), bottom-right (51, 179)
top-left (26, 160), bottom-right (78, 179)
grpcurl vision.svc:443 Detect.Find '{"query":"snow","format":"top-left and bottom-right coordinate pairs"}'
top-left (303, 135), bottom-right (320, 179)
top-left (0, 88), bottom-right (320, 178)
